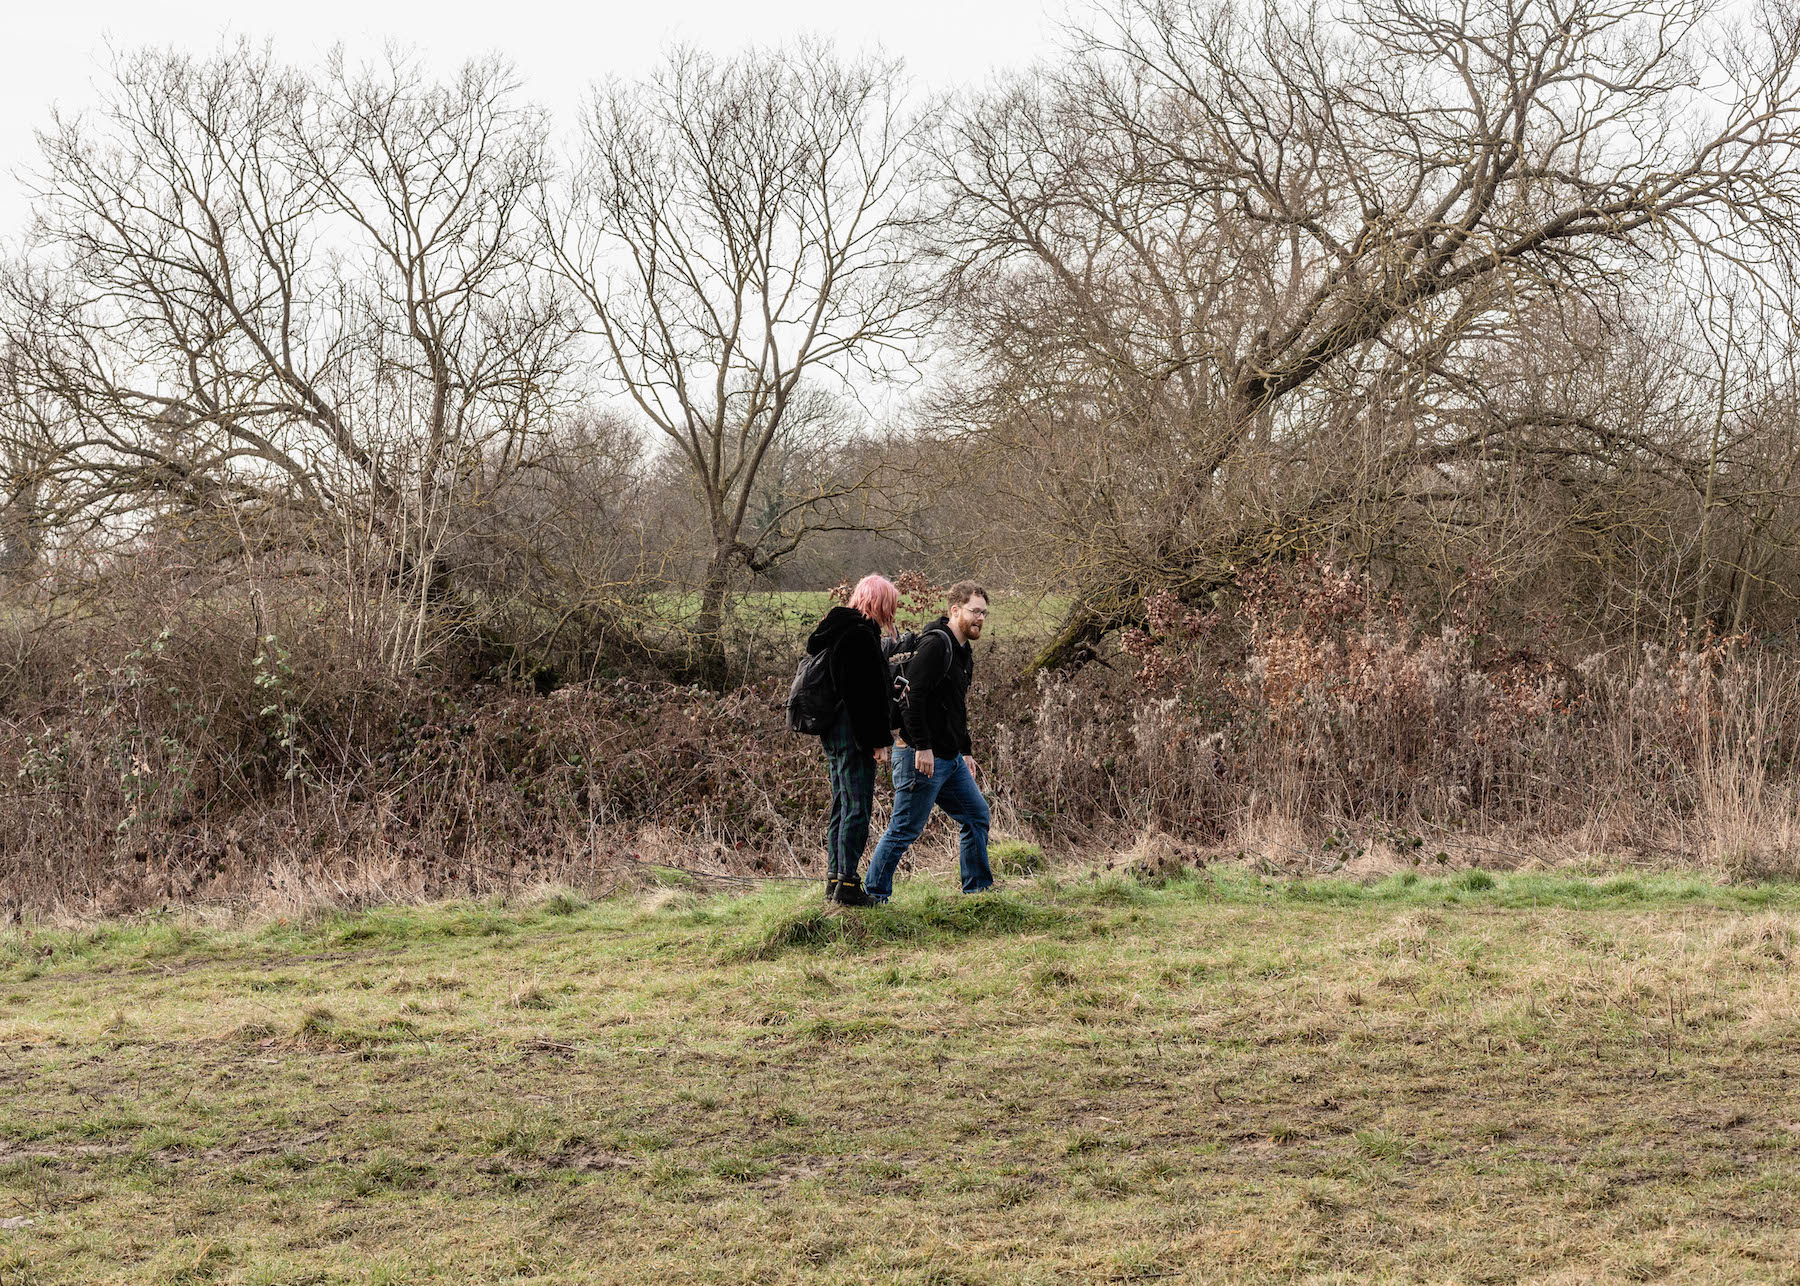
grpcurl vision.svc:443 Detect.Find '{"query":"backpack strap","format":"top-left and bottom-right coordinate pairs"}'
top-left (913, 623), bottom-right (958, 685)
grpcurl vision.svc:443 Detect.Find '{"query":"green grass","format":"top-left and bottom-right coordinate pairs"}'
top-left (3, 870), bottom-right (1800, 1283)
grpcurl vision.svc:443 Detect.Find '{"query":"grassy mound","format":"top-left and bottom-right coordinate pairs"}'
top-left (727, 886), bottom-right (1071, 961)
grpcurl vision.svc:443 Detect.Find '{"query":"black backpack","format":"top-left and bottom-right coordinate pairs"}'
top-left (786, 647), bottom-right (840, 735)
top-left (886, 624), bottom-right (953, 732)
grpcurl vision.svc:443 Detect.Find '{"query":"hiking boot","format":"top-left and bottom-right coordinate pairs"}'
top-left (832, 873), bottom-right (877, 908)
top-left (825, 874), bottom-right (840, 901)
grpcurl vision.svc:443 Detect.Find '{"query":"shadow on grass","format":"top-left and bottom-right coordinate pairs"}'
top-left (726, 888), bottom-right (1071, 962)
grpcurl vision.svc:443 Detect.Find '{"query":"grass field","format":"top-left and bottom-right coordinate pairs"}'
top-left (4, 867), bottom-right (1800, 1284)
top-left (651, 590), bottom-right (1071, 642)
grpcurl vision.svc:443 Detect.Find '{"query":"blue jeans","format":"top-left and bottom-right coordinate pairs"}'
top-left (821, 713), bottom-right (876, 881)
top-left (864, 746), bottom-right (992, 899)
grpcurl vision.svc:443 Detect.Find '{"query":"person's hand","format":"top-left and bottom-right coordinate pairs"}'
top-left (965, 758), bottom-right (979, 784)
top-left (914, 749), bottom-right (935, 779)
top-left (875, 746), bottom-right (890, 765)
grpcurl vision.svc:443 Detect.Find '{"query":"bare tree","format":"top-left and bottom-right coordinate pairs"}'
top-left (544, 43), bottom-right (928, 682)
top-left (9, 47), bottom-right (347, 526)
top-left (302, 49), bottom-right (577, 669)
top-left (443, 407), bottom-right (668, 680)
top-left (5, 43), bottom-right (578, 672)
top-left (939, 0), bottom-right (1800, 668)
top-left (0, 346), bottom-right (49, 586)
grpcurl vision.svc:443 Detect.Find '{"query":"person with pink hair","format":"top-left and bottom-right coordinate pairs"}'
top-left (802, 574), bottom-right (907, 906)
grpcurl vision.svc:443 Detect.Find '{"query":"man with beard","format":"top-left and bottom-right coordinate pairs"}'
top-left (863, 581), bottom-right (994, 901)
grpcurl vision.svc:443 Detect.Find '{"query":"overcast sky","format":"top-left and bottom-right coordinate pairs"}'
top-left (1, 0), bottom-right (1072, 240)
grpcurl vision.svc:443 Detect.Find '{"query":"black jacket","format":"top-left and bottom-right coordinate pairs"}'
top-left (805, 607), bottom-right (894, 753)
top-left (900, 617), bottom-right (973, 757)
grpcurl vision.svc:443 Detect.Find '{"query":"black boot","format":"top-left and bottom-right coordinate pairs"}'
top-left (832, 872), bottom-right (876, 908)
top-left (825, 874), bottom-right (840, 901)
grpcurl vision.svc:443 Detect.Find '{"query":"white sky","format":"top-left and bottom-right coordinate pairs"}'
top-left (1, 0), bottom-right (1073, 240)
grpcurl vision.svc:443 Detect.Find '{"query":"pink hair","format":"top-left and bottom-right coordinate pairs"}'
top-left (846, 574), bottom-right (899, 629)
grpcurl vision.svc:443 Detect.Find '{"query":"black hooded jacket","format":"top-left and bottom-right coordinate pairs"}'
top-left (899, 616), bottom-right (973, 757)
top-left (805, 606), bottom-right (895, 753)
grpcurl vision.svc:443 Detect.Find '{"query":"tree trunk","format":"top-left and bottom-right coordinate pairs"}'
top-left (0, 474), bottom-right (40, 586)
top-left (1028, 496), bottom-right (1361, 674)
top-left (689, 546), bottom-right (734, 688)
top-left (1030, 581), bottom-right (1150, 673)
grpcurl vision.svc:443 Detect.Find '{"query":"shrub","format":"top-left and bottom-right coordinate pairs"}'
top-left (987, 559), bottom-right (1800, 877)
top-left (7, 556), bottom-right (1800, 916)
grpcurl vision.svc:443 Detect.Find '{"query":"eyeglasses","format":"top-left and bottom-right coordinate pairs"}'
top-left (964, 607), bottom-right (989, 618)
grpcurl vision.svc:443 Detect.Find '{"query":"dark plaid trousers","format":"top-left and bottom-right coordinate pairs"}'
top-left (820, 713), bottom-right (877, 881)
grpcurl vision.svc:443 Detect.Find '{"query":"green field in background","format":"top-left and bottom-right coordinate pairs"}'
top-left (649, 590), bottom-right (1071, 640)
